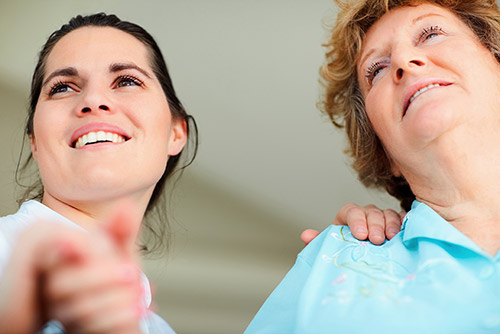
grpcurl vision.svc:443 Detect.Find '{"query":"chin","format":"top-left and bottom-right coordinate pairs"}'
top-left (406, 102), bottom-right (456, 145)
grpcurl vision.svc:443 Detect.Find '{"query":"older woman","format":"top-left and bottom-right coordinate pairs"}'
top-left (246, 0), bottom-right (500, 332)
top-left (0, 13), bottom-right (197, 333)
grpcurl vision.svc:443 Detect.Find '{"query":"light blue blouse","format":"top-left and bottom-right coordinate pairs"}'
top-left (245, 201), bottom-right (500, 334)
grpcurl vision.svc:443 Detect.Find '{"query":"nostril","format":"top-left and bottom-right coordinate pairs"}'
top-left (81, 107), bottom-right (91, 113)
top-left (99, 105), bottom-right (109, 111)
top-left (397, 68), bottom-right (403, 80)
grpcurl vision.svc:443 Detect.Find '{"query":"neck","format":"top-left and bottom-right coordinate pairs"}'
top-left (403, 128), bottom-right (500, 255)
top-left (41, 190), bottom-right (151, 236)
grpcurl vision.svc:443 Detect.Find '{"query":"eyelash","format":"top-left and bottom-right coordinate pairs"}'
top-left (49, 80), bottom-right (71, 96)
top-left (365, 25), bottom-right (445, 85)
top-left (365, 61), bottom-right (384, 83)
top-left (419, 25), bottom-right (444, 42)
top-left (114, 75), bottom-right (144, 88)
top-left (48, 75), bottom-right (145, 96)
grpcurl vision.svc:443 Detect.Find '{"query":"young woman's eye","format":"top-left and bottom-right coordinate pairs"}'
top-left (365, 62), bottom-right (386, 85)
top-left (115, 75), bottom-right (144, 88)
top-left (419, 25), bottom-right (445, 42)
top-left (49, 81), bottom-right (73, 96)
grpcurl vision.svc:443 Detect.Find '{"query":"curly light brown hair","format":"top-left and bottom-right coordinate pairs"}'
top-left (320, 0), bottom-right (500, 211)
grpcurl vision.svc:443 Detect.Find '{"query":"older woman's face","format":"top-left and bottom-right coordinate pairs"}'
top-left (357, 3), bottom-right (500, 177)
top-left (32, 27), bottom-right (186, 205)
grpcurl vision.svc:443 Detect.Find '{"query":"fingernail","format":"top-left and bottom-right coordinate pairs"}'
top-left (372, 231), bottom-right (384, 240)
top-left (354, 227), bottom-right (367, 235)
top-left (388, 228), bottom-right (400, 236)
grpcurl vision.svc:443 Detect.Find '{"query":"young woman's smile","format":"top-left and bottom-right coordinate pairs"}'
top-left (32, 26), bottom-right (186, 205)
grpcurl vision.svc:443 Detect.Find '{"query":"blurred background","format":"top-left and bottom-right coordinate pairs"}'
top-left (0, 1), bottom-right (398, 333)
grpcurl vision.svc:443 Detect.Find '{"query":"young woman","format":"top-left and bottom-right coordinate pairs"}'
top-left (0, 13), bottom-right (196, 333)
top-left (246, 0), bottom-right (500, 332)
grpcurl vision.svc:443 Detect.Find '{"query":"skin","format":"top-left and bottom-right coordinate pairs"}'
top-left (301, 204), bottom-right (404, 246)
top-left (358, 3), bottom-right (500, 255)
top-left (0, 26), bottom-right (187, 332)
top-left (307, 3), bottom-right (500, 253)
top-left (32, 26), bottom-right (186, 229)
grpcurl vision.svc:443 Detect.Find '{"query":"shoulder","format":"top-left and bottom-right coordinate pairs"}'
top-left (0, 202), bottom-right (40, 246)
top-left (298, 225), bottom-right (368, 265)
top-left (298, 225), bottom-right (410, 286)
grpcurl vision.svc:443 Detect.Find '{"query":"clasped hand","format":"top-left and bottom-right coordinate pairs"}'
top-left (0, 207), bottom-right (144, 334)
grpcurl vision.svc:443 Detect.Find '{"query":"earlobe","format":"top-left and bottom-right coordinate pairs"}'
top-left (30, 135), bottom-right (39, 162)
top-left (391, 161), bottom-right (402, 178)
top-left (167, 119), bottom-right (188, 156)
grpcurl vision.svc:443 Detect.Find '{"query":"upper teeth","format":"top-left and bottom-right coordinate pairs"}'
top-left (409, 83), bottom-right (441, 104)
top-left (75, 131), bottom-right (126, 148)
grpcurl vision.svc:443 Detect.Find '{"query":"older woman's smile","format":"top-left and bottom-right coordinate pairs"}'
top-left (402, 79), bottom-right (452, 117)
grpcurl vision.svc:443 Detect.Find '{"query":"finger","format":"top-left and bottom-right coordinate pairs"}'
top-left (0, 222), bottom-right (85, 330)
top-left (383, 209), bottom-right (402, 239)
top-left (334, 204), bottom-right (369, 240)
top-left (45, 261), bottom-right (140, 303)
top-left (52, 284), bottom-right (142, 333)
top-left (301, 229), bottom-right (320, 246)
top-left (83, 306), bottom-right (142, 334)
top-left (399, 210), bottom-right (407, 222)
top-left (101, 201), bottom-right (142, 260)
top-left (365, 208), bottom-right (386, 245)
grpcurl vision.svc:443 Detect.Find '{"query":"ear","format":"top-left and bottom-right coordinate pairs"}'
top-left (390, 159), bottom-right (402, 178)
top-left (167, 118), bottom-right (188, 156)
top-left (30, 135), bottom-right (38, 162)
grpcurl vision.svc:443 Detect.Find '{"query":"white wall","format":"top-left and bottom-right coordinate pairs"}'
top-left (0, 1), bottom-right (399, 332)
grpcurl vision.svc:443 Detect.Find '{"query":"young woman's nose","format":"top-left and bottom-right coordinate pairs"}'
top-left (77, 84), bottom-right (114, 116)
top-left (81, 105), bottom-right (110, 113)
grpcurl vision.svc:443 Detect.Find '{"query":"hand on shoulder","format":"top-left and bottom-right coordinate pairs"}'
top-left (301, 203), bottom-right (405, 246)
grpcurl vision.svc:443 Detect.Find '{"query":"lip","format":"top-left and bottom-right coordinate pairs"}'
top-left (402, 78), bottom-right (452, 117)
top-left (70, 122), bottom-right (130, 148)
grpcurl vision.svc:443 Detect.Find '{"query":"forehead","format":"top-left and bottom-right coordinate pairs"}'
top-left (44, 26), bottom-right (151, 77)
top-left (359, 3), bottom-right (467, 61)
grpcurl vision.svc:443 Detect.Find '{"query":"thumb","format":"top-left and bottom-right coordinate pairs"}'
top-left (300, 229), bottom-right (320, 246)
top-left (100, 201), bottom-right (142, 259)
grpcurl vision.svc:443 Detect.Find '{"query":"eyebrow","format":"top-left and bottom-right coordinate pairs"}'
top-left (109, 62), bottom-right (152, 79)
top-left (42, 67), bottom-right (78, 87)
top-left (358, 13), bottom-right (445, 70)
top-left (412, 13), bottom-right (444, 24)
top-left (42, 62), bottom-right (152, 88)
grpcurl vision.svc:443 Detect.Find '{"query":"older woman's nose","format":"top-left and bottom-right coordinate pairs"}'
top-left (395, 58), bottom-right (426, 80)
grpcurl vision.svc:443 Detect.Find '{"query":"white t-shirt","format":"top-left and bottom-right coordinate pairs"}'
top-left (0, 200), bottom-right (175, 334)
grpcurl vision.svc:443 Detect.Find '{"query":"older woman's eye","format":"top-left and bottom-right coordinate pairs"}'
top-left (365, 62), bottom-right (386, 85)
top-left (115, 75), bottom-right (144, 88)
top-left (420, 25), bottom-right (445, 42)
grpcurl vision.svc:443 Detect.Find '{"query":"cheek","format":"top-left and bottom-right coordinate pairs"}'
top-left (365, 99), bottom-right (392, 145)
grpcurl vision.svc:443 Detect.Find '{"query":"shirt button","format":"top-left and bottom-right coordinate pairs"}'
top-left (479, 264), bottom-right (495, 280)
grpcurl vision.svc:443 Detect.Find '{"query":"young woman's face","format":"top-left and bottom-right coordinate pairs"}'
top-left (32, 27), bottom-right (186, 205)
top-left (357, 3), bottom-right (500, 177)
